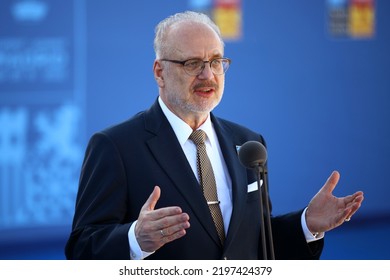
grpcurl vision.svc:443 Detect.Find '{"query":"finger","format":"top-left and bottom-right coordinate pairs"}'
top-left (140, 186), bottom-right (183, 221)
top-left (165, 220), bottom-right (191, 236)
top-left (321, 170), bottom-right (340, 194)
top-left (141, 186), bottom-right (161, 212)
top-left (344, 193), bottom-right (364, 219)
top-left (157, 212), bottom-right (190, 231)
top-left (159, 220), bottom-right (191, 245)
top-left (355, 192), bottom-right (364, 203)
top-left (343, 191), bottom-right (364, 205)
top-left (161, 227), bottom-right (189, 245)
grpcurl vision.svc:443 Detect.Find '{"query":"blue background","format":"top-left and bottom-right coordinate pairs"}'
top-left (1, 0), bottom-right (389, 259)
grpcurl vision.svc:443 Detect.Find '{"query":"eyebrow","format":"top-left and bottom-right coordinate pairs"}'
top-left (182, 54), bottom-right (224, 61)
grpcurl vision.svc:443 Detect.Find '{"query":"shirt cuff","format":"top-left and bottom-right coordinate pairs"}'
top-left (128, 220), bottom-right (155, 260)
top-left (301, 207), bottom-right (324, 243)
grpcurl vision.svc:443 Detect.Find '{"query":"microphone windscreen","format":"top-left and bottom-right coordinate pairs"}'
top-left (238, 141), bottom-right (267, 169)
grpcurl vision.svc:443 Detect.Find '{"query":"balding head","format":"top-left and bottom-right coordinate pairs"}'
top-left (154, 11), bottom-right (224, 59)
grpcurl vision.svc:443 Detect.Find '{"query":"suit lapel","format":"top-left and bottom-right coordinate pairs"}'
top-left (144, 100), bottom-right (222, 245)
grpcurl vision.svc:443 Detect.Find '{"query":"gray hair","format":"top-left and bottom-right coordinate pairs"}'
top-left (153, 11), bottom-right (224, 59)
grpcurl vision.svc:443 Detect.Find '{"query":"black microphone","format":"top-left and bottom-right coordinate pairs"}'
top-left (238, 141), bottom-right (267, 169)
top-left (238, 141), bottom-right (275, 260)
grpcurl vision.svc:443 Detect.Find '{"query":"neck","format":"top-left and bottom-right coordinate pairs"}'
top-left (164, 102), bottom-right (210, 130)
top-left (186, 115), bottom-right (208, 130)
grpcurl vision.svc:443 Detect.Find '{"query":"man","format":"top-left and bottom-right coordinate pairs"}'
top-left (65, 11), bottom-right (364, 260)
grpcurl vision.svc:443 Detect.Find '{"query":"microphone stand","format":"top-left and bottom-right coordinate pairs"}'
top-left (254, 164), bottom-right (275, 260)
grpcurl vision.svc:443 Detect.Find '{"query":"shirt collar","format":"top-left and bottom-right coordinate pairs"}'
top-left (158, 96), bottom-right (215, 146)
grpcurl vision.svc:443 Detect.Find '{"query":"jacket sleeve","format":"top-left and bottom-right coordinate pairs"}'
top-left (65, 132), bottom-right (132, 259)
top-left (271, 209), bottom-right (324, 259)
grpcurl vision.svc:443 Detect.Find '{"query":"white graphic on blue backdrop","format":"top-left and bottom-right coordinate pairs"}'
top-left (0, 105), bottom-right (82, 228)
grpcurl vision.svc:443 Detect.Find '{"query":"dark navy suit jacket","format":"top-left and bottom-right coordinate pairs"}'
top-left (65, 99), bottom-right (323, 259)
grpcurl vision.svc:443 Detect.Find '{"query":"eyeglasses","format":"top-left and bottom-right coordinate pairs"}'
top-left (160, 57), bottom-right (231, 76)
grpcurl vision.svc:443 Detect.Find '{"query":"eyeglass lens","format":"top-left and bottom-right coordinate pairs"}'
top-left (184, 59), bottom-right (229, 75)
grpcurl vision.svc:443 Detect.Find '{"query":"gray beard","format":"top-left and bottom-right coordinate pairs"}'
top-left (169, 95), bottom-right (221, 114)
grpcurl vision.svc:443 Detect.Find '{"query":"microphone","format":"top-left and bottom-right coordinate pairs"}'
top-left (238, 141), bottom-right (267, 169)
top-left (238, 141), bottom-right (275, 260)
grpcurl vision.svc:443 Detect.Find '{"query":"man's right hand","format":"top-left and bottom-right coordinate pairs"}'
top-left (135, 186), bottom-right (191, 252)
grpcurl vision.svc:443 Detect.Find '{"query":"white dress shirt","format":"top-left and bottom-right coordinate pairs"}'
top-left (128, 97), bottom-right (323, 259)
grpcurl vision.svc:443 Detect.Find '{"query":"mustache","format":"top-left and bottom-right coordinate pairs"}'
top-left (193, 82), bottom-right (219, 91)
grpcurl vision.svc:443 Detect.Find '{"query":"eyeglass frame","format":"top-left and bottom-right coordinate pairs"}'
top-left (160, 57), bottom-right (231, 76)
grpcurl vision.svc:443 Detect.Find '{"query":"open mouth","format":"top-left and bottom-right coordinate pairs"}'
top-left (194, 87), bottom-right (215, 96)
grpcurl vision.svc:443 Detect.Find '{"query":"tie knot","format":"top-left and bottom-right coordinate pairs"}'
top-left (189, 129), bottom-right (207, 145)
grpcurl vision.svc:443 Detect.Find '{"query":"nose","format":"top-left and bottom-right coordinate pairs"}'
top-left (197, 62), bottom-right (214, 79)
